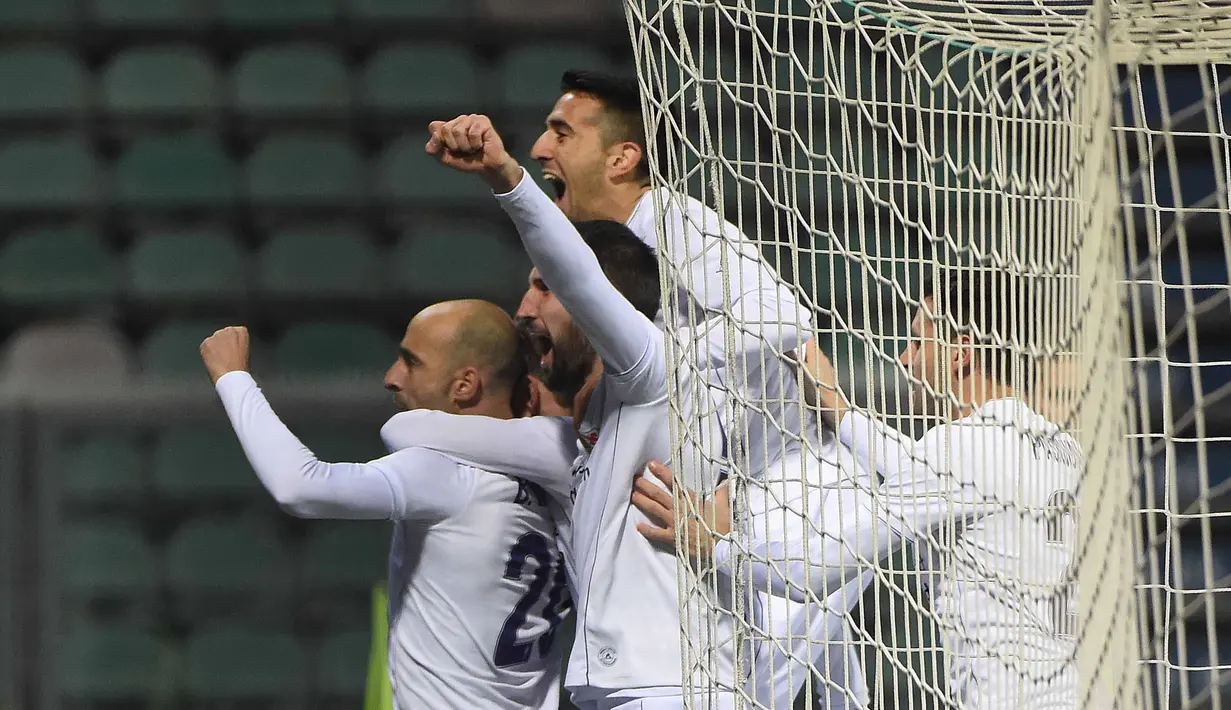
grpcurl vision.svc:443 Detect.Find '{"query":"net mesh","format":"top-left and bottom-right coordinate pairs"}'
top-left (614, 0), bottom-right (1216, 707)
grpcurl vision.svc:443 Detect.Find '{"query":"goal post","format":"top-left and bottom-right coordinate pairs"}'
top-left (620, 1), bottom-right (1183, 707)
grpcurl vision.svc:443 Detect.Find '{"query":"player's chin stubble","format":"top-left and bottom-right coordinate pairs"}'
top-left (543, 323), bottom-right (596, 404)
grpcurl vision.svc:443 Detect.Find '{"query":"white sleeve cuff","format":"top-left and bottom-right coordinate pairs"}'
top-left (491, 166), bottom-right (531, 199)
top-left (215, 370), bottom-right (257, 396)
top-left (713, 538), bottom-right (734, 577)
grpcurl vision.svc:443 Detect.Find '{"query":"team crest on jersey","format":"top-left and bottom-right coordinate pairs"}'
top-left (578, 427), bottom-right (599, 451)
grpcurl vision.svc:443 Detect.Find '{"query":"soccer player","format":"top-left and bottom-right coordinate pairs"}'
top-left (198, 301), bottom-right (578, 710)
top-left (633, 269), bottom-right (1082, 709)
top-left (421, 112), bottom-right (736, 710)
top-left (529, 68), bottom-right (872, 709)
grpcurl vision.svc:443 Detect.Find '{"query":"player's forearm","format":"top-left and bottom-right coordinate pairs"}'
top-left (380, 410), bottom-right (577, 502)
top-left (493, 167), bottom-right (658, 380)
top-left (837, 409), bottom-right (915, 479)
top-left (214, 371), bottom-right (408, 520)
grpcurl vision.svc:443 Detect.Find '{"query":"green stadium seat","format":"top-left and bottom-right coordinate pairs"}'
top-left (140, 319), bottom-right (235, 378)
top-left (275, 321), bottom-right (396, 378)
top-left (300, 522), bottom-right (389, 591)
top-left (378, 135), bottom-right (488, 204)
top-left (246, 134), bottom-right (362, 204)
top-left (61, 625), bottom-right (171, 701)
top-left (128, 228), bottom-right (246, 299)
top-left (360, 44), bottom-right (479, 112)
top-left (498, 45), bottom-right (613, 111)
top-left (185, 628), bottom-right (306, 699)
top-left (167, 517), bottom-right (291, 596)
top-left (93, 0), bottom-right (202, 25)
top-left (295, 423), bottom-right (385, 462)
top-left (152, 425), bottom-right (262, 503)
top-left (234, 44), bottom-right (348, 113)
top-left (348, 0), bottom-right (468, 21)
top-left (62, 521), bottom-right (157, 599)
top-left (219, 0), bottom-right (335, 25)
top-left (0, 226), bottom-right (116, 304)
top-left (0, 136), bottom-right (98, 207)
top-left (0, 0), bottom-right (73, 27)
top-left (390, 226), bottom-right (529, 302)
top-left (0, 48), bottom-right (86, 116)
top-left (60, 432), bottom-right (144, 504)
top-left (103, 46), bottom-right (217, 114)
top-left (115, 135), bottom-right (235, 206)
top-left (315, 631), bottom-right (370, 696)
top-left (258, 226), bottom-right (381, 298)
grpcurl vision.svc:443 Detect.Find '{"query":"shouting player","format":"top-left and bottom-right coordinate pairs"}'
top-left (414, 112), bottom-right (741, 709)
top-left (199, 301), bottom-right (577, 710)
top-left (633, 269), bottom-right (1082, 709)
top-left (529, 69), bottom-right (872, 708)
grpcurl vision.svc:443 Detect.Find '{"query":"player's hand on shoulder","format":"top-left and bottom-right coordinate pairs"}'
top-left (425, 114), bottom-right (523, 193)
top-left (632, 460), bottom-right (729, 565)
top-left (200, 326), bottom-right (251, 385)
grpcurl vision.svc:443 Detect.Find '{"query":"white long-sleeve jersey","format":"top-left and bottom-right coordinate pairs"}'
top-left (718, 399), bottom-right (1081, 709)
top-left (214, 371), bottom-right (571, 710)
top-left (627, 188), bottom-right (813, 481)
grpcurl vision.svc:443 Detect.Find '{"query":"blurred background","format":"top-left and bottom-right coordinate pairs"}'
top-left (0, 0), bottom-right (1223, 709)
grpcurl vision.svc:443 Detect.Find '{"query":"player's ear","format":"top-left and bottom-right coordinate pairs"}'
top-left (952, 334), bottom-right (975, 375)
top-left (451, 366), bottom-right (482, 405)
top-left (608, 141), bottom-right (643, 181)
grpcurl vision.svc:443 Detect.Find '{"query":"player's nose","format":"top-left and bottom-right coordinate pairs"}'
top-left (529, 129), bottom-right (553, 163)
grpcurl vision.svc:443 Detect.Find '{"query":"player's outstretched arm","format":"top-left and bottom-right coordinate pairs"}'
top-left (202, 327), bottom-right (475, 522)
top-left (425, 114), bottom-right (665, 404)
top-left (379, 409), bottom-right (578, 504)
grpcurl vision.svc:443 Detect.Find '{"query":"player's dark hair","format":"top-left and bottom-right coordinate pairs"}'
top-left (574, 219), bottom-right (661, 320)
top-left (920, 268), bottom-right (1030, 384)
top-left (561, 69), bottom-right (651, 184)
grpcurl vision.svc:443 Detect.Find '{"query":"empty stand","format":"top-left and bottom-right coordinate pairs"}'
top-left (259, 225), bottom-right (381, 298)
top-left (60, 431), bottom-right (145, 505)
top-left (184, 627), bottom-right (306, 701)
top-left (361, 44), bottom-right (481, 113)
top-left (0, 226), bottom-right (116, 304)
top-left (498, 44), bottom-right (614, 111)
top-left (61, 625), bottom-right (171, 702)
top-left (378, 134), bottom-right (490, 204)
top-left (275, 321), bottom-right (396, 378)
top-left (115, 135), bottom-right (236, 206)
top-left (0, 136), bottom-right (98, 207)
top-left (234, 44), bottom-right (349, 114)
top-left (0, 47), bottom-right (86, 117)
top-left (128, 228), bottom-right (246, 300)
top-left (103, 46), bottom-right (218, 116)
top-left (389, 225), bottom-right (530, 302)
top-left (152, 425), bottom-right (261, 503)
top-left (246, 133), bottom-right (363, 205)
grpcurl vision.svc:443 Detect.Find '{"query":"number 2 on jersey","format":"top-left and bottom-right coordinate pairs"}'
top-left (493, 532), bottom-right (571, 668)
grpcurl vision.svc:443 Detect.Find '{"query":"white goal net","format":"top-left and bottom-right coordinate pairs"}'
top-left (621, 0), bottom-right (1231, 708)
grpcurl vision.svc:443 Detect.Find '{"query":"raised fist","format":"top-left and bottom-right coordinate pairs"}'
top-left (200, 326), bottom-right (251, 385)
top-left (425, 114), bottom-right (523, 192)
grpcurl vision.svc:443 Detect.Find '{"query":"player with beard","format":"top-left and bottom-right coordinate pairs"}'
top-left (386, 112), bottom-right (737, 709)
top-left (524, 69), bottom-right (872, 709)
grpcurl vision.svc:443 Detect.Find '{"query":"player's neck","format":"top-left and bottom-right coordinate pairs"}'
top-left (586, 182), bottom-right (651, 224)
top-left (460, 397), bottom-right (515, 421)
top-left (952, 375), bottom-right (1016, 419)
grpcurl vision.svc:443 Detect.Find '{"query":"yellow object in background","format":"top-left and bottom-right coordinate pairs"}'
top-left (364, 584), bottom-right (394, 710)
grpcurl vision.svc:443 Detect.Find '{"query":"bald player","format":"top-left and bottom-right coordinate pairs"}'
top-left (200, 301), bottom-right (578, 710)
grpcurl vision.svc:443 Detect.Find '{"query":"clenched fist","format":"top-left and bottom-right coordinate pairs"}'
top-left (200, 326), bottom-right (251, 385)
top-left (425, 114), bottom-right (523, 193)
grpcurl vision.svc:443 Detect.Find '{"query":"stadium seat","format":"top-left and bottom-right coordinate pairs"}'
top-left (103, 46), bottom-right (217, 114)
top-left (347, 0), bottom-right (469, 21)
top-left (219, 0), bottom-right (336, 25)
top-left (258, 226), bottom-right (381, 298)
top-left (140, 319), bottom-right (240, 378)
top-left (314, 631), bottom-right (370, 696)
top-left (128, 228), bottom-right (246, 299)
top-left (234, 44), bottom-right (348, 114)
top-left (0, 0), bottom-right (73, 27)
top-left (0, 135), bottom-right (98, 207)
top-left (60, 432), bottom-right (145, 504)
top-left (246, 134), bottom-right (362, 205)
top-left (389, 226), bottom-right (529, 302)
top-left (115, 135), bottom-right (236, 206)
top-left (61, 625), bottom-right (170, 701)
top-left (0, 47), bottom-right (86, 116)
top-left (360, 44), bottom-right (480, 112)
top-left (184, 628), bottom-right (306, 700)
top-left (295, 422), bottom-right (385, 462)
top-left (300, 522), bottom-right (389, 591)
top-left (93, 0), bottom-right (202, 25)
top-left (275, 321), bottom-right (396, 378)
top-left (0, 321), bottom-right (134, 385)
top-left (62, 521), bottom-right (157, 599)
top-left (378, 134), bottom-right (489, 204)
top-left (152, 425), bottom-right (262, 503)
top-left (0, 226), bottom-right (116, 304)
top-left (166, 517), bottom-right (291, 596)
top-left (498, 45), bottom-right (613, 111)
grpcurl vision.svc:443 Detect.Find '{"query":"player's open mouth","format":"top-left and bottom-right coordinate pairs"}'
top-left (543, 174), bottom-right (566, 201)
